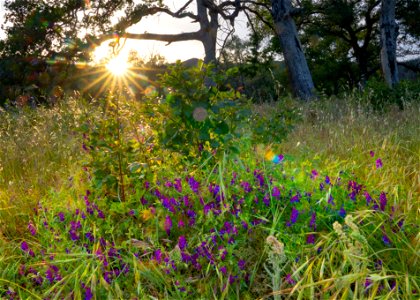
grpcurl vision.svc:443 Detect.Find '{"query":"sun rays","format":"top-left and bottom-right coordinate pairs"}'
top-left (72, 51), bottom-right (156, 100)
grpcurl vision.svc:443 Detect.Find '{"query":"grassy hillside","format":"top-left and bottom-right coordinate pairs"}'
top-left (0, 89), bottom-right (419, 299)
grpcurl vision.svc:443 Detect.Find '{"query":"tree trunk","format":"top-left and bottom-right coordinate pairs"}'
top-left (270, 0), bottom-right (315, 100)
top-left (380, 0), bottom-right (399, 87)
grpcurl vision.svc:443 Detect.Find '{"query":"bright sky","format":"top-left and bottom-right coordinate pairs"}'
top-left (0, 0), bottom-right (249, 63)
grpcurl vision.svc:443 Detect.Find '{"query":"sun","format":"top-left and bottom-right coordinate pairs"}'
top-left (106, 56), bottom-right (130, 76)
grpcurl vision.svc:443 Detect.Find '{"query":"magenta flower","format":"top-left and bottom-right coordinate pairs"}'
top-left (369, 150), bottom-right (375, 157)
top-left (376, 158), bottom-right (383, 169)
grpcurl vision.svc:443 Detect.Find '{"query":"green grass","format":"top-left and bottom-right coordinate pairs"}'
top-left (0, 91), bottom-right (418, 299)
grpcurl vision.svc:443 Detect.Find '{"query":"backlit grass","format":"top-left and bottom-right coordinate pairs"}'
top-left (0, 91), bottom-right (418, 299)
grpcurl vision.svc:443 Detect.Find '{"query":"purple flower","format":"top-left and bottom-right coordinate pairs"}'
top-left (290, 194), bottom-right (300, 203)
top-left (272, 186), bottom-right (280, 198)
top-left (325, 175), bottom-right (331, 185)
top-left (382, 234), bottom-right (391, 246)
top-left (57, 212), bottom-right (65, 222)
top-left (254, 170), bottom-right (265, 187)
top-left (153, 249), bottom-right (163, 264)
top-left (28, 222), bottom-right (37, 236)
top-left (220, 266), bottom-right (227, 275)
top-left (319, 182), bottom-right (325, 191)
top-left (21, 241), bottom-right (29, 252)
top-left (285, 274), bottom-right (296, 285)
top-left (369, 150), bottom-right (375, 157)
top-left (164, 215), bottom-right (172, 236)
top-left (379, 192), bottom-right (387, 211)
top-left (309, 212), bottom-right (316, 230)
top-left (287, 207), bottom-right (299, 226)
top-left (238, 259), bottom-right (246, 270)
top-left (339, 206), bottom-right (346, 218)
top-left (240, 181), bottom-right (252, 193)
top-left (310, 169), bottom-right (319, 179)
top-left (263, 194), bottom-right (270, 206)
top-left (84, 286), bottom-right (93, 300)
top-left (376, 158), bottom-right (383, 169)
top-left (306, 234), bottom-right (316, 244)
top-left (178, 235), bottom-right (187, 250)
top-left (364, 192), bottom-right (373, 205)
top-left (187, 176), bottom-right (200, 194)
top-left (328, 195), bottom-right (335, 206)
top-left (97, 209), bottom-right (105, 219)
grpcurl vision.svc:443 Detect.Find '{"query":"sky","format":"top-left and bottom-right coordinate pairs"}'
top-left (0, 0), bottom-right (249, 63)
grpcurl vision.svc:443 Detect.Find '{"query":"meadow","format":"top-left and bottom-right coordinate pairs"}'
top-left (0, 65), bottom-right (419, 299)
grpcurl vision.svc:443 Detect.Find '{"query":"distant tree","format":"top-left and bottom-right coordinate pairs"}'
top-left (270, 0), bottom-right (316, 100)
top-left (380, 0), bottom-right (399, 87)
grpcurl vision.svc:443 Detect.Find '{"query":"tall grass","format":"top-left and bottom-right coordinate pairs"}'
top-left (0, 92), bottom-right (418, 299)
top-left (279, 97), bottom-right (420, 214)
top-left (0, 99), bottom-right (87, 237)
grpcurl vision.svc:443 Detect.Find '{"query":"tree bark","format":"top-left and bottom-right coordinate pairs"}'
top-left (270, 0), bottom-right (315, 100)
top-left (380, 0), bottom-right (399, 87)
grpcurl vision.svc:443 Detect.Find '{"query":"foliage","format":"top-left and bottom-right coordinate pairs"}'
top-left (362, 78), bottom-right (420, 109)
top-left (142, 62), bottom-right (252, 159)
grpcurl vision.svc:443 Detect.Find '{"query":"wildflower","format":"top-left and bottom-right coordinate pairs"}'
top-left (319, 182), bottom-right (325, 191)
top-left (240, 181), bottom-right (252, 193)
top-left (178, 236), bottom-right (187, 250)
top-left (57, 212), bottom-right (65, 222)
top-left (28, 222), bottom-right (37, 236)
top-left (254, 170), bottom-right (265, 187)
top-left (263, 194), bottom-right (270, 206)
top-left (306, 234), bottom-right (316, 244)
top-left (309, 212), bottom-right (317, 230)
top-left (153, 249), bottom-right (163, 264)
top-left (310, 169), bottom-right (319, 179)
top-left (164, 215), bottom-right (172, 236)
top-left (328, 195), bottom-right (335, 206)
top-left (382, 234), bottom-right (391, 246)
top-left (97, 209), bottom-right (105, 219)
top-left (376, 158), bottom-right (383, 169)
top-left (21, 241), bottom-right (29, 252)
top-left (241, 221), bottom-right (248, 230)
top-left (220, 266), bottom-right (227, 275)
top-left (369, 150), bottom-right (375, 157)
top-left (339, 206), bottom-right (346, 218)
top-left (174, 178), bottom-right (182, 192)
top-left (290, 193), bottom-right (300, 203)
top-left (238, 259), bottom-right (246, 270)
top-left (272, 186), bottom-right (281, 198)
top-left (286, 207), bottom-right (299, 226)
top-left (84, 286), bottom-right (93, 300)
top-left (187, 176), bottom-right (200, 194)
top-left (285, 274), bottom-right (296, 285)
top-left (379, 192), bottom-right (387, 211)
top-left (364, 191), bottom-right (373, 205)
top-left (325, 175), bottom-right (331, 185)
